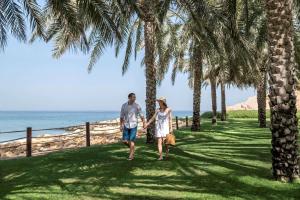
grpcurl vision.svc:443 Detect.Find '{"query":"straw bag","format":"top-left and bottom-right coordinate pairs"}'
top-left (165, 133), bottom-right (176, 146)
top-left (165, 109), bottom-right (175, 146)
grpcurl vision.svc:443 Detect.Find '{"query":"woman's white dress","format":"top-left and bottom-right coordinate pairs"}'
top-left (155, 110), bottom-right (170, 138)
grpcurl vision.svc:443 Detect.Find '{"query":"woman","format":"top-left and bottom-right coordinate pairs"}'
top-left (144, 97), bottom-right (173, 160)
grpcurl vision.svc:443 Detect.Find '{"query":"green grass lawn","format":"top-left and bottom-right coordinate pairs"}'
top-left (1, 119), bottom-right (300, 200)
top-left (201, 110), bottom-right (300, 119)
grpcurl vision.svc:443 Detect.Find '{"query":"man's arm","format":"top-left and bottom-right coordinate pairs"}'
top-left (120, 105), bottom-right (125, 131)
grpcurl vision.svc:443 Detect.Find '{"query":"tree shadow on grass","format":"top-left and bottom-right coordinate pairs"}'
top-left (0, 119), bottom-right (299, 200)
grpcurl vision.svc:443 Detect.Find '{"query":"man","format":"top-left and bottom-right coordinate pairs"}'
top-left (120, 93), bottom-right (145, 160)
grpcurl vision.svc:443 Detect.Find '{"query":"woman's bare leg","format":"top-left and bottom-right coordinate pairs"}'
top-left (165, 143), bottom-right (169, 158)
top-left (157, 138), bottom-right (163, 159)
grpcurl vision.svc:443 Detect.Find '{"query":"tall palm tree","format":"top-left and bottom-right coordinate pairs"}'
top-left (266, 0), bottom-right (299, 181)
top-left (113, 0), bottom-right (171, 143)
top-left (0, 0), bottom-right (45, 50)
top-left (42, 0), bottom-right (122, 59)
top-left (203, 60), bottom-right (220, 125)
top-left (211, 76), bottom-right (217, 124)
top-left (205, 56), bottom-right (253, 123)
top-left (88, 0), bottom-right (172, 143)
top-left (169, 23), bottom-right (206, 132)
top-left (191, 40), bottom-right (203, 131)
top-left (237, 0), bottom-right (299, 129)
top-left (141, 0), bottom-right (158, 143)
top-left (235, 0), bottom-right (268, 127)
top-left (172, 0), bottom-right (255, 128)
top-left (256, 52), bottom-right (268, 127)
top-left (220, 79), bottom-right (226, 121)
top-left (166, 0), bottom-right (223, 131)
top-left (43, 0), bottom-right (160, 143)
top-left (203, 0), bottom-right (257, 125)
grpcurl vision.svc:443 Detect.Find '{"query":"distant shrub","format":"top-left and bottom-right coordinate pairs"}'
top-left (227, 110), bottom-right (258, 118)
top-left (199, 110), bottom-right (300, 119)
top-left (226, 110), bottom-right (271, 118)
top-left (201, 111), bottom-right (224, 119)
top-left (201, 110), bottom-right (269, 119)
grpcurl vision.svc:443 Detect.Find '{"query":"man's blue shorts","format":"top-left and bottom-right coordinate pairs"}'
top-left (122, 126), bottom-right (137, 141)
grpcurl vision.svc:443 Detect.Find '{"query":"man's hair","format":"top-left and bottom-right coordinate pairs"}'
top-left (128, 93), bottom-right (135, 98)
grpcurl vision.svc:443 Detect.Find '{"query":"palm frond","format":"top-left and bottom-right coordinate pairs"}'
top-left (88, 34), bottom-right (106, 72)
top-left (121, 26), bottom-right (134, 75)
top-left (2, 0), bottom-right (26, 42)
top-left (23, 0), bottom-right (45, 41)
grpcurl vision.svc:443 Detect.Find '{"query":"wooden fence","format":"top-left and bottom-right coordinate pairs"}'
top-left (0, 116), bottom-right (191, 158)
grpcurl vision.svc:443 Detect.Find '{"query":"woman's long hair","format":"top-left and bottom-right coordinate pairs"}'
top-left (159, 101), bottom-right (168, 111)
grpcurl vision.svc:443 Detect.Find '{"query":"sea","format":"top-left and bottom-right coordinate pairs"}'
top-left (0, 111), bottom-right (192, 142)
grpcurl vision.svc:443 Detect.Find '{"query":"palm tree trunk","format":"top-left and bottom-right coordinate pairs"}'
top-left (221, 81), bottom-right (226, 121)
top-left (191, 42), bottom-right (202, 131)
top-left (143, 1), bottom-right (156, 143)
top-left (211, 77), bottom-right (217, 124)
top-left (257, 69), bottom-right (267, 128)
top-left (266, 0), bottom-right (299, 181)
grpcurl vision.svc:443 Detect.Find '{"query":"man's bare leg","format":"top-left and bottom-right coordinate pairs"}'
top-left (129, 141), bottom-right (135, 160)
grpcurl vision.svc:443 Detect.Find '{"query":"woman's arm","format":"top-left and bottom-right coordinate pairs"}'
top-left (145, 110), bottom-right (158, 128)
top-left (168, 108), bottom-right (173, 133)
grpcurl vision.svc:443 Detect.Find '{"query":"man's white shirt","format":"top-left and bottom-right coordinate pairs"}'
top-left (120, 102), bottom-right (144, 129)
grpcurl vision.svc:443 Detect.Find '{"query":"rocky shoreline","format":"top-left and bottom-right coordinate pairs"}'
top-left (0, 118), bottom-right (185, 159)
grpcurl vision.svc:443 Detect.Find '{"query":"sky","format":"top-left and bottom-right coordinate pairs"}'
top-left (0, 35), bottom-right (256, 111)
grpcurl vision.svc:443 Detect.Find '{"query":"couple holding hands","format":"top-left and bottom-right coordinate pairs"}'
top-left (120, 93), bottom-right (173, 161)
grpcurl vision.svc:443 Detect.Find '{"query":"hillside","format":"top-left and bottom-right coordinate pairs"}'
top-left (227, 91), bottom-right (300, 111)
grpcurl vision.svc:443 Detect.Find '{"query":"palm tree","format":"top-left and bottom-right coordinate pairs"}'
top-left (256, 52), bottom-right (268, 128)
top-left (86, 0), bottom-right (171, 143)
top-left (219, 71), bottom-right (227, 121)
top-left (190, 40), bottom-right (203, 131)
top-left (171, 0), bottom-right (255, 128)
top-left (220, 79), bottom-right (226, 121)
top-left (203, 0), bottom-right (257, 125)
top-left (239, 0), bottom-right (300, 129)
top-left (266, 0), bottom-right (299, 181)
top-left (42, 0), bottom-right (123, 59)
top-left (0, 0), bottom-right (45, 50)
top-left (113, 0), bottom-right (171, 143)
top-left (207, 73), bottom-right (218, 125)
top-left (42, 1), bottom-right (160, 143)
top-left (203, 60), bottom-right (221, 125)
top-left (169, 23), bottom-right (205, 132)
top-left (141, 0), bottom-right (158, 143)
top-left (235, 0), bottom-right (268, 127)
top-left (211, 76), bottom-right (217, 124)
top-left (166, 0), bottom-right (223, 131)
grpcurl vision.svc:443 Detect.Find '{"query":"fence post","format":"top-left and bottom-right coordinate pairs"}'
top-left (86, 122), bottom-right (90, 147)
top-left (176, 116), bottom-right (179, 130)
top-left (186, 116), bottom-right (188, 127)
top-left (26, 127), bottom-right (32, 157)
